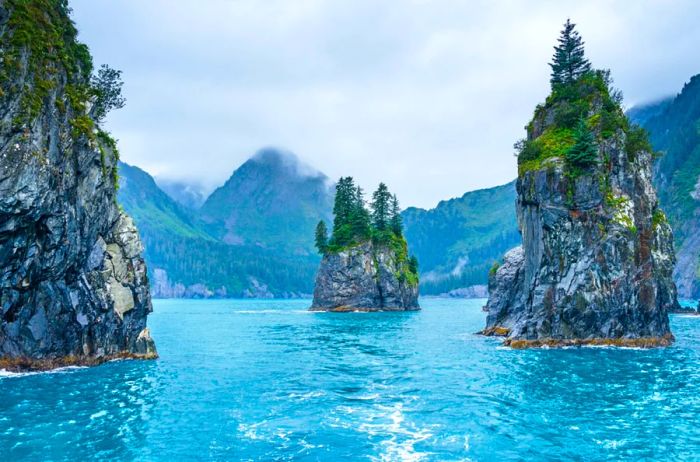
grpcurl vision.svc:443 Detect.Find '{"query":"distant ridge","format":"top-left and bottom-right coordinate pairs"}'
top-left (119, 152), bottom-right (521, 298)
top-left (199, 147), bottom-right (334, 254)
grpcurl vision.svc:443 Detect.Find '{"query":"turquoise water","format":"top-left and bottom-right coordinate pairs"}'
top-left (2, 298), bottom-right (700, 461)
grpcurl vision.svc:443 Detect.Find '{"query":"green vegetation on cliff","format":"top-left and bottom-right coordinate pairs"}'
top-left (0, 0), bottom-right (125, 189)
top-left (316, 177), bottom-right (419, 286)
top-left (516, 20), bottom-right (652, 179)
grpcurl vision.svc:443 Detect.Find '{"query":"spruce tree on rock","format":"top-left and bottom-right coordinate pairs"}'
top-left (408, 256), bottom-right (419, 275)
top-left (315, 220), bottom-right (328, 254)
top-left (371, 183), bottom-right (391, 231)
top-left (332, 177), bottom-right (356, 246)
top-left (390, 194), bottom-right (402, 236)
top-left (566, 119), bottom-right (598, 168)
top-left (349, 186), bottom-right (371, 241)
top-left (549, 19), bottom-right (591, 88)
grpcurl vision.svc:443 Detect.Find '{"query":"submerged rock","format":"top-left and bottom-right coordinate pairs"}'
top-left (482, 72), bottom-right (679, 347)
top-left (311, 242), bottom-right (419, 311)
top-left (0, 1), bottom-right (155, 370)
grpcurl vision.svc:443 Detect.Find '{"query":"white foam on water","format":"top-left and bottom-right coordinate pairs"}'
top-left (288, 391), bottom-right (325, 401)
top-left (352, 393), bottom-right (380, 401)
top-left (0, 365), bottom-right (86, 379)
top-left (237, 422), bottom-right (264, 441)
top-left (594, 438), bottom-right (627, 450)
top-left (348, 402), bottom-right (435, 462)
top-left (90, 410), bottom-right (107, 420)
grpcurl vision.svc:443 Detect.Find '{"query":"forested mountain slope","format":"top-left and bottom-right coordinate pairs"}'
top-left (118, 162), bottom-right (318, 298)
top-left (402, 182), bottom-right (520, 294)
top-left (630, 75), bottom-right (700, 298)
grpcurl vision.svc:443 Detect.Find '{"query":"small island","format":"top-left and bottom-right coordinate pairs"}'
top-left (310, 178), bottom-right (419, 311)
top-left (481, 20), bottom-right (680, 347)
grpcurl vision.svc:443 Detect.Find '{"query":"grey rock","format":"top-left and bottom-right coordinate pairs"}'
top-left (87, 237), bottom-right (107, 271)
top-left (483, 111), bottom-right (679, 347)
top-left (243, 277), bottom-right (274, 299)
top-left (311, 242), bottom-right (419, 311)
top-left (150, 268), bottom-right (187, 298)
top-left (0, 4), bottom-right (156, 370)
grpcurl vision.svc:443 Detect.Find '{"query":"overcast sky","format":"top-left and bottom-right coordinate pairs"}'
top-left (71, 0), bottom-right (700, 209)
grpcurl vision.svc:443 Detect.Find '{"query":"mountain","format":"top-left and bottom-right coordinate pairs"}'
top-left (118, 161), bottom-right (319, 298)
top-left (402, 182), bottom-right (520, 294)
top-left (156, 179), bottom-right (208, 210)
top-left (120, 150), bottom-right (521, 298)
top-left (199, 148), bottom-right (334, 254)
top-left (625, 97), bottom-right (673, 127)
top-left (630, 74), bottom-right (700, 298)
top-left (118, 162), bottom-right (213, 241)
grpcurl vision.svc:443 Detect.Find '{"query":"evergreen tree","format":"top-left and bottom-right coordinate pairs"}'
top-left (390, 194), bottom-right (402, 236)
top-left (315, 220), bottom-right (328, 254)
top-left (349, 186), bottom-right (371, 241)
top-left (566, 119), bottom-right (598, 168)
top-left (324, 177), bottom-right (412, 252)
top-left (371, 183), bottom-right (391, 231)
top-left (549, 19), bottom-right (591, 88)
top-left (332, 177), bottom-right (356, 246)
top-left (408, 256), bottom-right (419, 275)
top-left (91, 65), bottom-right (126, 122)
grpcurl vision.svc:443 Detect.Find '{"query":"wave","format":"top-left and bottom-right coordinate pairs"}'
top-left (0, 365), bottom-right (86, 379)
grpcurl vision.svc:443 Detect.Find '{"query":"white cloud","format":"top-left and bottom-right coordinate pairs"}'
top-left (72, 0), bottom-right (700, 208)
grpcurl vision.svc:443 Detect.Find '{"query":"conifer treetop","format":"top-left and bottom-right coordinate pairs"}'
top-left (549, 19), bottom-right (591, 88)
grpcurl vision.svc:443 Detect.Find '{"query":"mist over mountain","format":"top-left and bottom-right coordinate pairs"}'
top-left (156, 178), bottom-right (208, 210)
top-left (118, 161), bottom-right (319, 298)
top-left (199, 148), bottom-right (334, 254)
top-left (626, 98), bottom-right (673, 127)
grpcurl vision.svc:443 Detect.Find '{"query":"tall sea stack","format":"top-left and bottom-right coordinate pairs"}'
top-left (482, 21), bottom-right (679, 347)
top-left (0, 1), bottom-right (156, 370)
top-left (311, 178), bottom-right (419, 311)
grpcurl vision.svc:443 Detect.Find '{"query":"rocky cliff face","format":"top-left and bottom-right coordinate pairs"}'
top-left (0, 1), bottom-right (155, 370)
top-left (483, 73), bottom-right (679, 347)
top-left (311, 242), bottom-right (419, 311)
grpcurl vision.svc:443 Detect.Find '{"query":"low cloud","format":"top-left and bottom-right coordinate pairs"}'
top-left (72, 0), bottom-right (700, 208)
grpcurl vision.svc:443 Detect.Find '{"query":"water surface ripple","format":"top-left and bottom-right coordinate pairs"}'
top-left (1, 298), bottom-right (699, 461)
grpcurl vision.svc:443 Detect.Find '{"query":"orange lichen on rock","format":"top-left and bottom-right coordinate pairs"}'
top-left (503, 333), bottom-right (674, 349)
top-left (479, 326), bottom-right (511, 337)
